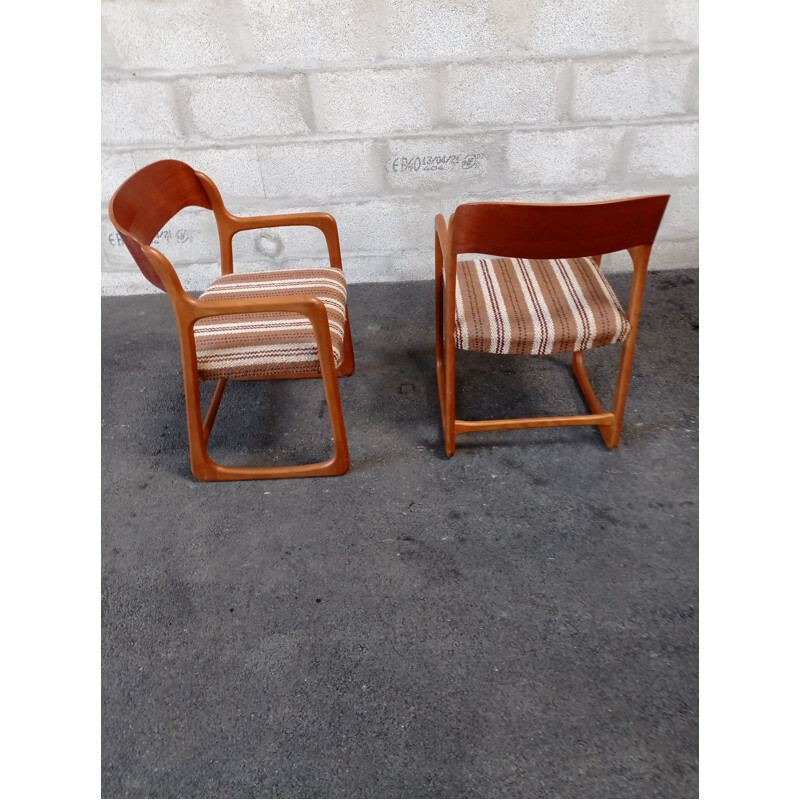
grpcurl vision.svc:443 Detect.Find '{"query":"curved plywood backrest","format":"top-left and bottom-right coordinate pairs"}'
top-left (108, 160), bottom-right (213, 291)
top-left (452, 196), bottom-right (670, 260)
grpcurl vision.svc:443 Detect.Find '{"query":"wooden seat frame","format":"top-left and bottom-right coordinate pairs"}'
top-left (434, 197), bottom-right (669, 456)
top-left (109, 160), bottom-right (355, 481)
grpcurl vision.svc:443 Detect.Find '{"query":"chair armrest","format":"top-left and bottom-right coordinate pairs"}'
top-left (223, 211), bottom-right (336, 237)
top-left (217, 211), bottom-right (343, 274)
top-left (185, 293), bottom-right (329, 325)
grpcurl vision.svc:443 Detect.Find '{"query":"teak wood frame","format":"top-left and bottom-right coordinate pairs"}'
top-left (434, 197), bottom-right (669, 457)
top-left (109, 160), bottom-right (355, 481)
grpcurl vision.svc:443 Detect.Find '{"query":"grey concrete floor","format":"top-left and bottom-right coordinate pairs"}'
top-left (102, 271), bottom-right (698, 799)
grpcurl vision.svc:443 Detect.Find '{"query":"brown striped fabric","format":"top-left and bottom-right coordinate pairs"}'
top-left (454, 256), bottom-right (630, 355)
top-left (194, 269), bottom-right (347, 380)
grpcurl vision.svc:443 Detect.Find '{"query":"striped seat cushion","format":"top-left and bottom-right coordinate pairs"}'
top-left (194, 269), bottom-right (347, 380)
top-left (454, 256), bottom-right (630, 355)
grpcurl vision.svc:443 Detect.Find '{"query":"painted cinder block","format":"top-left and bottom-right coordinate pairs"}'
top-left (242, 0), bottom-right (377, 68)
top-left (382, 0), bottom-right (518, 62)
top-left (131, 147), bottom-right (265, 198)
top-left (331, 197), bottom-right (439, 252)
top-left (645, 238), bottom-right (699, 271)
top-left (340, 255), bottom-right (394, 283)
top-left (665, 0), bottom-right (699, 45)
top-left (161, 207), bottom-right (220, 265)
top-left (102, 80), bottom-right (182, 145)
top-left (101, 151), bottom-right (137, 204)
top-left (650, 0), bottom-right (699, 46)
top-left (239, 253), bottom-right (396, 285)
top-left (526, 0), bottom-right (644, 56)
top-left (221, 199), bottom-right (436, 267)
top-left (102, 217), bottom-right (137, 269)
top-left (265, 255), bottom-right (394, 283)
top-left (507, 126), bottom-right (626, 188)
top-left (385, 134), bottom-right (497, 191)
top-left (442, 187), bottom-right (559, 211)
top-left (101, 0), bottom-right (233, 71)
top-left (313, 68), bottom-right (432, 134)
top-left (656, 183), bottom-right (698, 240)
top-left (222, 201), bottom-right (333, 262)
top-left (555, 184), bottom-right (654, 205)
top-left (102, 208), bottom-right (220, 268)
top-left (186, 74), bottom-right (311, 140)
top-left (571, 55), bottom-right (694, 121)
top-left (625, 122), bottom-right (699, 181)
top-left (391, 249), bottom-right (439, 282)
top-left (597, 238), bottom-right (699, 272)
top-left (238, 197), bottom-right (439, 256)
top-left (101, 263), bottom-right (223, 295)
top-left (102, 270), bottom-right (162, 296)
top-left (257, 139), bottom-right (383, 202)
top-left (443, 60), bottom-right (563, 127)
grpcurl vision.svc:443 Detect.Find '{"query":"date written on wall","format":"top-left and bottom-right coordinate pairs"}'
top-left (387, 152), bottom-right (487, 173)
top-left (107, 229), bottom-right (192, 247)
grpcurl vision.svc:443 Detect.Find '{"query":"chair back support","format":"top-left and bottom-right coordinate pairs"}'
top-left (108, 160), bottom-right (213, 291)
top-left (452, 196), bottom-right (670, 260)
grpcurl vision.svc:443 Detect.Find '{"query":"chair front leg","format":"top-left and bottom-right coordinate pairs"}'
top-left (604, 246), bottom-right (652, 448)
top-left (307, 307), bottom-right (350, 475)
top-left (588, 245), bottom-right (651, 449)
top-left (604, 323), bottom-right (640, 449)
top-left (177, 330), bottom-right (219, 480)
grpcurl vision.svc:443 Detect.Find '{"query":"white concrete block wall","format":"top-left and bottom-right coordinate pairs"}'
top-left (243, 0), bottom-right (378, 68)
top-left (185, 74), bottom-right (313, 138)
top-left (101, 0), bottom-right (699, 295)
top-left (443, 60), bottom-right (565, 127)
top-left (102, 0), bottom-right (236, 70)
top-left (526, 0), bottom-right (645, 56)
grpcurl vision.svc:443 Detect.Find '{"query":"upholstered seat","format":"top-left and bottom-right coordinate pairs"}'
top-left (454, 256), bottom-right (630, 356)
top-left (195, 269), bottom-right (348, 380)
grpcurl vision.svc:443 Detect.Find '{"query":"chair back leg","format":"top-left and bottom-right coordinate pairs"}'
top-left (434, 232), bottom-right (457, 456)
top-left (338, 312), bottom-right (356, 377)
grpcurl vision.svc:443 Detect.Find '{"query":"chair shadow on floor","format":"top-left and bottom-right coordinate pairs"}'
top-left (198, 378), bottom-right (338, 470)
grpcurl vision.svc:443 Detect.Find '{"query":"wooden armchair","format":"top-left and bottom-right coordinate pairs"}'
top-left (108, 159), bottom-right (355, 481)
top-left (434, 196), bottom-right (669, 456)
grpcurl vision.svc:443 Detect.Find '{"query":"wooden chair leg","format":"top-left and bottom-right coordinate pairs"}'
top-left (337, 311), bottom-right (356, 377)
top-left (572, 351), bottom-right (615, 448)
top-left (314, 316), bottom-right (350, 474)
top-left (180, 322), bottom-right (350, 482)
top-left (203, 378), bottom-right (228, 440)
top-left (443, 330), bottom-right (456, 457)
top-left (605, 332), bottom-right (639, 449)
top-left (182, 361), bottom-right (217, 480)
top-left (572, 351), bottom-right (605, 416)
top-left (572, 336), bottom-right (639, 450)
top-left (434, 235), bottom-right (456, 456)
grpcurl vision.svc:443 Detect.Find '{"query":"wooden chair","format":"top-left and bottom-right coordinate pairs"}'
top-left (108, 159), bottom-right (355, 481)
top-left (434, 196), bottom-right (669, 456)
